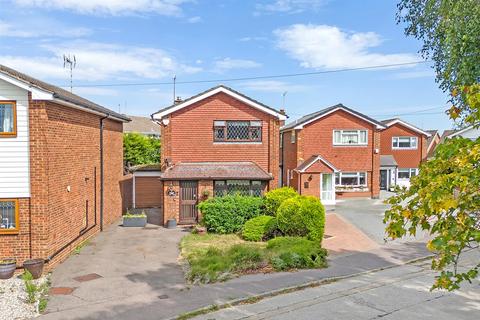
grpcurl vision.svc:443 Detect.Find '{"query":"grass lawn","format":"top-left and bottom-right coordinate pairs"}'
top-left (180, 234), bottom-right (327, 284)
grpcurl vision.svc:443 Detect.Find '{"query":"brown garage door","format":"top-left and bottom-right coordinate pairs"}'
top-left (135, 177), bottom-right (163, 208)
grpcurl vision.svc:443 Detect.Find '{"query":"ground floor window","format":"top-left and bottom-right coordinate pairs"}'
top-left (335, 172), bottom-right (367, 186)
top-left (398, 168), bottom-right (417, 179)
top-left (214, 180), bottom-right (266, 197)
top-left (0, 199), bottom-right (19, 233)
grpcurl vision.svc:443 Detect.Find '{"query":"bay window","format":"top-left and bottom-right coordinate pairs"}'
top-left (214, 180), bottom-right (265, 197)
top-left (398, 168), bottom-right (417, 179)
top-left (392, 136), bottom-right (417, 149)
top-left (0, 102), bottom-right (16, 137)
top-left (214, 120), bottom-right (262, 142)
top-left (0, 199), bottom-right (19, 234)
top-left (333, 130), bottom-right (367, 146)
top-left (335, 172), bottom-right (367, 186)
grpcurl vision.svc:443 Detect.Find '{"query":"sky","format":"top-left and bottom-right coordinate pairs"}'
top-left (0, 0), bottom-right (455, 131)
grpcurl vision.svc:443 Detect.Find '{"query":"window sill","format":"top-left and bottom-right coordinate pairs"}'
top-left (333, 144), bottom-right (368, 147)
top-left (0, 133), bottom-right (17, 138)
top-left (0, 229), bottom-right (19, 235)
top-left (392, 147), bottom-right (418, 150)
top-left (213, 142), bottom-right (263, 145)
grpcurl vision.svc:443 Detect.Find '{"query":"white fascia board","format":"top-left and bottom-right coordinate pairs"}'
top-left (0, 72), bottom-right (53, 100)
top-left (294, 107), bottom-right (386, 130)
top-left (448, 125), bottom-right (477, 138)
top-left (152, 86), bottom-right (287, 121)
top-left (298, 155), bottom-right (339, 173)
top-left (384, 119), bottom-right (431, 137)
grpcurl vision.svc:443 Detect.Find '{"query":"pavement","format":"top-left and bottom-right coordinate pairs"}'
top-left (40, 198), bottom-right (433, 320)
top-left (192, 249), bottom-right (480, 320)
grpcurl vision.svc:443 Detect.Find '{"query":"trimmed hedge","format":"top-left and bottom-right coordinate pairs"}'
top-left (267, 237), bottom-right (327, 271)
top-left (198, 195), bottom-right (264, 234)
top-left (263, 187), bottom-right (298, 215)
top-left (276, 196), bottom-right (326, 242)
top-left (242, 215), bottom-right (275, 241)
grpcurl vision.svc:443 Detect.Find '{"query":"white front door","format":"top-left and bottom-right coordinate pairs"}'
top-left (320, 173), bottom-right (335, 205)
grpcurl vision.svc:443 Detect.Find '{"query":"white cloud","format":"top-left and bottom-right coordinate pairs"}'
top-left (187, 16), bottom-right (202, 23)
top-left (274, 24), bottom-right (418, 69)
top-left (238, 36), bottom-right (268, 42)
top-left (240, 80), bottom-right (307, 93)
top-left (0, 19), bottom-right (91, 38)
top-left (256, 0), bottom-right (326, 14)
top-left (0, 40), bottom-right (201, 83)
top-left (12, 0), bottom-right (191, 16)
top-left (213, 58), bottom-right (261, 72)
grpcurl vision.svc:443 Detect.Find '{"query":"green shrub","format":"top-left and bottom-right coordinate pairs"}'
top-left (242, 215), bottom-right (275, 241)
top-left (198, 195), bottom-right (264, 234)
top-left (276, 196), bottom-right (326, 242)
top-left (263, 187), bottom-right (298, 216)
top-left (263, 217), bottom-right (283, 240)
top-left (266, 237), bottom-right (327, 271)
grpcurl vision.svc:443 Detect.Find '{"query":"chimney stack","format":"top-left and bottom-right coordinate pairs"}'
top-left (174, 96), bottom-right (183, 104)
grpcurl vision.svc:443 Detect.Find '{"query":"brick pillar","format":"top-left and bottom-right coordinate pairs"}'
top-left (297, 129), bottom-right (304, 166)
top-left (268, 119), bottom-right (280, 190)
top-left (371, 129), bottom-right (381, 199)
top-left (28, 95), bottom-right (50, 259)
top-left (160, 116), bottom-right (172, 170)
top-left (162, 181), bottom-right (179, 225)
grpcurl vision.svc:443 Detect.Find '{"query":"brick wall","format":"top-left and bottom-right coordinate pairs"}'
top-left (164, 92), bottom-right (280, 183)
top-left (282, 109), bottom-right (379, 198)
top-left (380, 123), bottom-right (427, 168)
top-left (0, 97), bottom-right (124, 269)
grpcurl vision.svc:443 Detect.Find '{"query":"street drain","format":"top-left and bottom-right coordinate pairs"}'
top-left (158, 294), bottom-right (169, 299)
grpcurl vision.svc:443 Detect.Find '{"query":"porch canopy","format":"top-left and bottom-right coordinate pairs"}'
top-left (295, 154), bottom-right (339, 173)
top-left (159, 161), bottom-right (273, 180)
top-left (380, 155), bottom-right (398, 168)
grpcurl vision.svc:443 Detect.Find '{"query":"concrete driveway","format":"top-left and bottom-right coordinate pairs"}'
top-left (43, 220), bottom-right (186, 319)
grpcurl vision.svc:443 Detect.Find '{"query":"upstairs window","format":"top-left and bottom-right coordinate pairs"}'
top-left (214, 120), bottom-right (262, 142)
top-left (392, 137), bottom-right (417, 149)
top-left (0, 102), bottom-right (16, 137)
top-left (0, 199), bottom-right (19, 234)
top-left (333, 130), bottom-right (367, 146)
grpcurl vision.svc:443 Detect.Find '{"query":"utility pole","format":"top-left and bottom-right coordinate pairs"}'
top-left (63, 54), bottom-right (76, 93)
top-left (173, 75), bottom-right (176, 104)
top-left (282, 91), bottom-right (288, 110)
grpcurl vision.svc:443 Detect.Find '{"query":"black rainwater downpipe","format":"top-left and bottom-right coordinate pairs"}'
top-left (100, 114), bottom-right (109, 231)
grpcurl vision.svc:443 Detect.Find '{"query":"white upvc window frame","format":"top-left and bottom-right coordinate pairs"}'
top-left (333, 129), bottom-right (368, 146)
top-left (392, 136), bottom-right (418, 149)
top-left (334, 172), bottom-right (367, 187)
top-left (290, 130), bottom-right (296, 144)
top-left (397, 168), bottom-right (418, 180)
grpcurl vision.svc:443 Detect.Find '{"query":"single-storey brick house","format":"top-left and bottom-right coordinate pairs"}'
top-left (280, 104), bottom-right (386, 204)
top-left (151, 85), bottom-right (287, 225)
top-left (379, 118), bottom-right (430, 190)
top-left (0, 64), bottom-right (129, 269)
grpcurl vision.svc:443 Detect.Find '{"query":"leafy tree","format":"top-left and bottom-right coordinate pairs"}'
top-left (386, 0), bottom-right (480, 291)
top-left (397, 0), bottom-right (480, 125)
top-left (123, 133), bottom-right (160, 166)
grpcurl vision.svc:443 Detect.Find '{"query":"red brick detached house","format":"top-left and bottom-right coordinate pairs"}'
top-left (280, 104), bottom-right (386, 204)
top-left (152, 85), bottom-right (286, 225)
top-left (0, 65), bottom-right (129, 269)
top-left (379, 118), bottom-right (430, 190)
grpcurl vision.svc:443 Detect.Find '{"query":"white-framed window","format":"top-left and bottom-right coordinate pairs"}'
top-left (392, 136), bottom-right (417, 149)
top-left (333, 130), bottom-right (368, 146)
top-left (335, 172), bottom-right (367, 186)
top-left (280, 133), bottom-right (283, 148)
top-left (397, 168), bottom-right (417, 179)
top-left (290, 130), bottom-right (296, 144)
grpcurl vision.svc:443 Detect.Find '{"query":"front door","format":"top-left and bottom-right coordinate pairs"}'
top-left (320, 173), bottom-right (335, 205)
top-left (179, 181), bottom-right (198, 224)
top-left (380, 170), bottom-right (388, 190)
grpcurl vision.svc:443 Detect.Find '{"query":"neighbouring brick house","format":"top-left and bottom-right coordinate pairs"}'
top-left (280, 104), bottom-right (386, 204)
top-left (426, 129), bottom-right (441, 159)
top-left (379, 118), bottom-right (431, 190)
top-left (151, 85), bottom-right (286, 225)
top-left (0, 64), bottom-right (129, 269)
